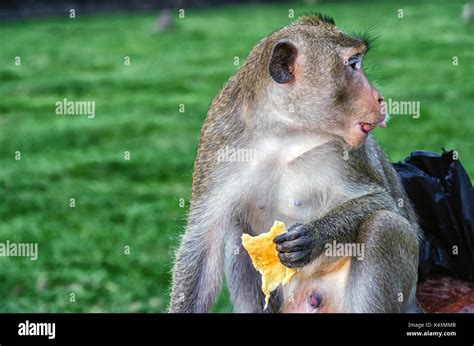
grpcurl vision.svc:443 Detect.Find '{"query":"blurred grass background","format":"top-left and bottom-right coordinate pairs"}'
top-left (0, 0), bottom-right (472, 312)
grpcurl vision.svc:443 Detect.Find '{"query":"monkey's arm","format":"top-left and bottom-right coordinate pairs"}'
top-left (274, 191), bottom-right (397, 268)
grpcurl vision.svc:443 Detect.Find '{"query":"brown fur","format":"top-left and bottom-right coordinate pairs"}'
top-left (169, 14), bottom-right (420, 313)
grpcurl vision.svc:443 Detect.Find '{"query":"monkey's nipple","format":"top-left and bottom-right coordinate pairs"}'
top-left (309, 292), bottom-right (323, 309)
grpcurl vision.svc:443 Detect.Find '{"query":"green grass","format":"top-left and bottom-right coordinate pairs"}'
top-left (0, 0), bottom-right (472, 312)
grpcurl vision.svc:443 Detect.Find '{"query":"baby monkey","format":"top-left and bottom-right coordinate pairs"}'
top-left (169, 14), bottom-right (421, 313)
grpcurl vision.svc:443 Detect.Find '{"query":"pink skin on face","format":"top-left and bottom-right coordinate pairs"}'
top-left (359, 113), bottom-right (387, 134)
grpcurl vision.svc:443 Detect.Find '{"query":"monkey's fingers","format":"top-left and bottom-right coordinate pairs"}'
top-left (287, 223), bottom-right (304, 232)
top-left (274, 224), bottom-right (308, 244)
top-left (276, 235), bottom-right (312, 253)
top-left (274, 232), bottom-right (300, 244)
top-left (278, 249), bottom-right (311, 268)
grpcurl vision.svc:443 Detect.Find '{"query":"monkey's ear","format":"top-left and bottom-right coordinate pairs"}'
top-left (269, 41), bottom-right (298, 84)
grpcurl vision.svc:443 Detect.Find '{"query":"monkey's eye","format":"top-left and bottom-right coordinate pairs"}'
top-left (347, 54), bottom-right (362, 70)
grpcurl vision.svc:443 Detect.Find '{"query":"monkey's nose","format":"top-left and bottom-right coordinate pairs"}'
top-left (375, 90), bottom-right (384, 102)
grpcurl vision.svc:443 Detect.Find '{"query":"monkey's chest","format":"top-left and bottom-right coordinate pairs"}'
top-left (245, 146), bottom-right (349, 235)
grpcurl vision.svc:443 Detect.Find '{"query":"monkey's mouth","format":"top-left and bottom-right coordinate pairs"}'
top-left (359, 118), bottom-right (387, 134)
top-left (359, 122), bottom-right (376, 134)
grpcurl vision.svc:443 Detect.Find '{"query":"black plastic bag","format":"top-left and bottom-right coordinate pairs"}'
top-left (393, 150), bottom-right (474, 282)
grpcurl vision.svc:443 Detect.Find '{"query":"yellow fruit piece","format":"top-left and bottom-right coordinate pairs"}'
top-left (241, 221), bottom-right (297, 310)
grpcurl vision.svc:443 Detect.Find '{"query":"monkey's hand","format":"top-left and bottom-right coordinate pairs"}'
top-left (274, 222), bottom-right (326, 268)
top-left (274, 192), bottom-right (397, 268)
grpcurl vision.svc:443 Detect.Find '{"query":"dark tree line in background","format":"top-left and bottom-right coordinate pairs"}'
top-left (0, 0), bottom-right (290, 20)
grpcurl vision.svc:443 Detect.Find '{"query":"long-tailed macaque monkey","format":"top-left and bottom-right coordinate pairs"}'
top-left (169, 14), bottom-right (421, 313)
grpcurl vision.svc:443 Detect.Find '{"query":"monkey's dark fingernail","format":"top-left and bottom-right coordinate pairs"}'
top-left (274, 235), bottom-right (285, 244)
top-left (274, 234), bottom-right (290, 244)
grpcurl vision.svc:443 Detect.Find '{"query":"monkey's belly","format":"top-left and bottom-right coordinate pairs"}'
top-left (281, 256), bottom-right (352, 313)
